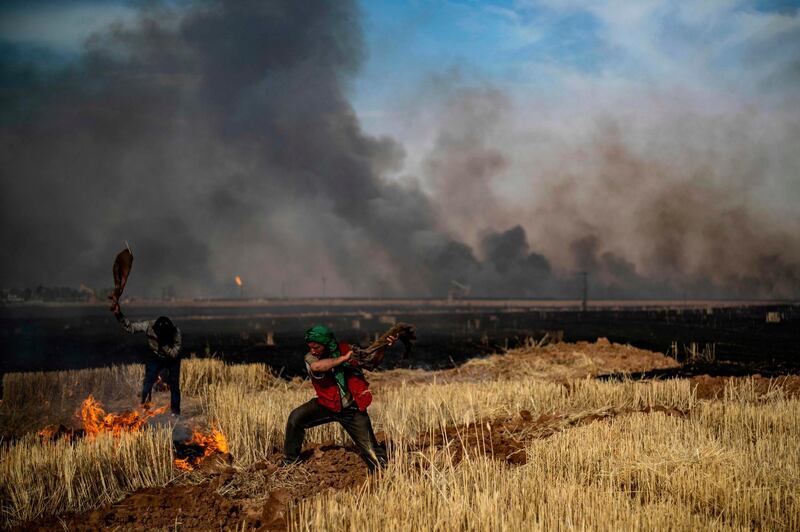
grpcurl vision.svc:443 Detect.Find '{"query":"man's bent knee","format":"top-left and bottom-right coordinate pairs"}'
top-left (286, 408), bottom-right (305, 430)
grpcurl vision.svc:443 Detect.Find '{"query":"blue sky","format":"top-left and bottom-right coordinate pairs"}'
top-left (356, 0), bottom-right (606, 89)
top-left (3, 1), bottom-right (798, 114)
top-left (345, 1), bottom-right (800, 204)
top-left (353, 1), bottom-right (800, 115)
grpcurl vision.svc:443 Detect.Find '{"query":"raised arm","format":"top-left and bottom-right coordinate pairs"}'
top-left (308, 349), bottom-right (353, 373)
top-left (113, 305), bottom-right (151, 334)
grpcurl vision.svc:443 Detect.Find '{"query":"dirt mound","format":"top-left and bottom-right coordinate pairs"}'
top-left (370, 338), bottom-right (680, 386)
top-left (226, 443), bottom-right (369, 502)
top-left (294, 443), bottom-right (369, 494)
top-left (15, 485), bottom-right (254, 532)
top-left (12, 441), bottom-right (372, 532)
top-left (41, 444), bottom-right (367, 531)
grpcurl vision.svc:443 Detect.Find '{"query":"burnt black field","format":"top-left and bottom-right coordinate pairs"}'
top-left (1, 300), bottom-right (798, 383)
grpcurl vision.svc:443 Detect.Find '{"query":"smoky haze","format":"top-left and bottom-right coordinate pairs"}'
top-left (1, 0), bottom-right (798, 300)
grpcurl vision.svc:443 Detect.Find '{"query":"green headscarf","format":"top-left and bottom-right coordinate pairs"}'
top-left (304, 325), bottom-right (348, 400)
top-left (305, 325), bottom-right (340, 358)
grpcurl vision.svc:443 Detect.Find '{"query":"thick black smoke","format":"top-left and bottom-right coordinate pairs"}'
top-left (0, 1), bottom-right (445, 298)
top-left (1, 1), bottom-right (797, 299)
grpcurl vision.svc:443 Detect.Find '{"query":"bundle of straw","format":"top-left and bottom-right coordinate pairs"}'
top-left (352, 323), bottom-right (416, 370)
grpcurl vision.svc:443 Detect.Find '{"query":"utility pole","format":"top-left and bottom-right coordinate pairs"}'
top-left (322, 276), bottom-right (327, 298)
top-left (580, 271), bottom-right (588, 312)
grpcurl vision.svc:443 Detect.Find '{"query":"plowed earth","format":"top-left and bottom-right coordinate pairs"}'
top-left (12, 340), bottom-right (800, 531)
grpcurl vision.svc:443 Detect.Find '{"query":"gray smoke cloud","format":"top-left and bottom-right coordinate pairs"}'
top-left (0, 0), bottom-right (442, 298)
top-left (414, 85), bottom-right (800, 299)
top-left (1, 0), bottom-right (798, 299)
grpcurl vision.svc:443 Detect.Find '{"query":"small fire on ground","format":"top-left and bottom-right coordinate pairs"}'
top-left (173, 427), bottom-right (229, 471)
top-left (38, 395), bottom-right (167, 440)
top-left (37, 396), bottom-right (230, 471)
top-left (81, 395), bottom-right (167, 436)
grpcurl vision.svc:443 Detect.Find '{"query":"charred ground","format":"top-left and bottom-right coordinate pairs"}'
top-left (1, 300), bottom-right (797, 380)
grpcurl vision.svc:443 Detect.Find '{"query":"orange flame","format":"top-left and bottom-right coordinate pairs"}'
top-left (38, 424), bottom-right (71, 442)
top-left (80, 395), bottom-right (167, 437)
top-left (173, 426), bottom-right (229, 471)
top-left (235, 276), bottom-right (243, 287)
top-left (174, 458), bottom-right (193, 471)
top-left (38, 425), bottom-right (58, 439)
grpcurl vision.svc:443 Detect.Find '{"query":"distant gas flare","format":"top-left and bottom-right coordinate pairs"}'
top-left (235, 276), bottom-right (242, 287)
top-left (173, 426), bottom-right (229, 471)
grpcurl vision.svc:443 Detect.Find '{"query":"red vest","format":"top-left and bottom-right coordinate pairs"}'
top-left (309, 342), bottom-right (373, 412)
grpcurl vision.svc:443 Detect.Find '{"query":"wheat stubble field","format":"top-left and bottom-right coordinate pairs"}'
top-left (2, 340), bottom-right (799, 531)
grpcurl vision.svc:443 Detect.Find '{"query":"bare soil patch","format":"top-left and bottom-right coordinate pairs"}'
top-left (411, 405), bottom-right (688, 466)
top-left (14, 485), bottom-right (249, 532)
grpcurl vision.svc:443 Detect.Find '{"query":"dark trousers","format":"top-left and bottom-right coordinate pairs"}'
top-left (142, 357), bottom-right (181, 415)
top-left (284, 398), bottom-right (387, 471)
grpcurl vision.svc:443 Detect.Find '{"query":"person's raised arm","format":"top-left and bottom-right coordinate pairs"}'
top-left (111, 303), bottom-right (150, 334)
top-left (309, 350), bottom-right (352, 373)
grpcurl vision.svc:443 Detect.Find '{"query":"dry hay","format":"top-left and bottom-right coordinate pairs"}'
top-left (3, 342), bottom-right (799, 531)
